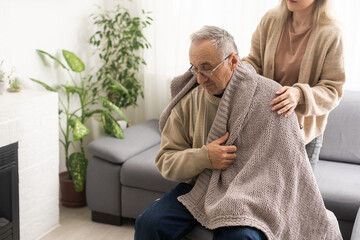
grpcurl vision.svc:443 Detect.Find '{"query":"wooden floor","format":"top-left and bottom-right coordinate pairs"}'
top-left (40, 205), bottom-right (135, 240)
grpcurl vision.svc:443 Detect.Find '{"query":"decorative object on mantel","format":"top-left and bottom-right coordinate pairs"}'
top-left (31, 49), bottom-right (128, 207)
top-left (7, 66), bottom-right (22, 93)
top-left (0, 81), bottom-right (5, 94)
top-left (0, 60), bottom-right (6, 94)
top-left (7, 79), bottom-right (21, 92)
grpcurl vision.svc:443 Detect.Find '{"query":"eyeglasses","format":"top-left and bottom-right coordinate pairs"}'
top-left (189, 54), bottom-right (232, 78)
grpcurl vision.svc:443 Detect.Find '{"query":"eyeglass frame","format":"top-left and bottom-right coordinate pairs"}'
top-left (189, 53), bottom-right (232, 78)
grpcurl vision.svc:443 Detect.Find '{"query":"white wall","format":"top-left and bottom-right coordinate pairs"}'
top-left (0, 0), bottom-right (137, 172)
top-left (1, 0), bottom-right (101, 84)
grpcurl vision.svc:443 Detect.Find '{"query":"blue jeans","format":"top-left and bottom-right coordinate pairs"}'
top-left (305, 134), bottom-right (323, 171)
top-left (135, 183), bottom-right (267, 240)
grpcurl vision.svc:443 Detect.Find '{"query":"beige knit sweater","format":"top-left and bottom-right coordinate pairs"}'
top-left (159, 62), bottom-right (342, 240)
top-left (156, 85), bottom-right (219, 183)
top-left (242, 9), bottom-right (346, 144)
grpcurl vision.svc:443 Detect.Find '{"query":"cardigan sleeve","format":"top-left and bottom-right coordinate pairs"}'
top-left (155, 107), bottom-right (212, 182)
top-left (294, 27), bottom-right (345, 117)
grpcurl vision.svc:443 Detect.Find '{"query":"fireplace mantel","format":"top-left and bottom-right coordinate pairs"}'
top-left (0, 90), bottom-right (59, 240)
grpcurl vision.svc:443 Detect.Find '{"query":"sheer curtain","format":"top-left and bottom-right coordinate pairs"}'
top-left (130, 0), bottom-right (360, 122)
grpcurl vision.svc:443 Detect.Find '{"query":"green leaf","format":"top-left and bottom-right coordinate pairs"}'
top-left (69, 152), bottom-right (88, 192)
top-left (101, 112), bottom-right (124, 139)
top-left (72, 118), bottom-right (89, 141)
top-left (62, 50), bottom-right (85, 73)
top-left (29, 78), bottom-right (56, 92)
top-left (98, 96), bottom-right (129, 123)
top-left (63, 85), bottom-right (82, 95)
top-left (107, 77), bottom-right (132, 99)
top-left (84, 109), bottom-right (105, 118)
top-left (36, 49), bottom-right (69, 70)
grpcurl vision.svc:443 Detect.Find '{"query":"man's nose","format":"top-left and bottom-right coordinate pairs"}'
top-left (197, 73), bottom-right (208, 84)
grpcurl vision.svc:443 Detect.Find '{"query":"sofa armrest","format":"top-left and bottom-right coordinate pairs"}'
top-left (88, 119), bottom-right (160, 164)
top-left (351, 207), bottom-right (360, 240)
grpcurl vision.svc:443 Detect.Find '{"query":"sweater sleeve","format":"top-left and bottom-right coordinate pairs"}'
top-left (155, 108), bottom-right (213, 182)
top-left (294, 29), bottom-right (345, 117)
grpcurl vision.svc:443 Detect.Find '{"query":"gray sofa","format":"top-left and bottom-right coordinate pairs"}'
top-left (87, 90), bottom-right (360, 240)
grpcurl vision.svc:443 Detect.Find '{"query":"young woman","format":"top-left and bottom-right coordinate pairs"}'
top-left (242, 0), bottom-right (345, 169)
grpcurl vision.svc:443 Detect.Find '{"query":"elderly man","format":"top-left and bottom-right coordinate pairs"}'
top-left (134, 26), bottom-right (341, 240)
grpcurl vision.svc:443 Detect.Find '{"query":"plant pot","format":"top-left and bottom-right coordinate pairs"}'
top-left (7, 87), bottom-right (21, 93)
top-left (0, 82), bottom-right (5, 94)
top-left (59, 171), bottom-right (87, 207)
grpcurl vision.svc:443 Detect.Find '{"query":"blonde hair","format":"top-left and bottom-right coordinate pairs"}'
top-left (277, 0), bottom-right (335, 27)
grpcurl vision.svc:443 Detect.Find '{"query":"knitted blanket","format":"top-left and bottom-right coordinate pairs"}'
top-left (159, 62), bottom-right (342, 240)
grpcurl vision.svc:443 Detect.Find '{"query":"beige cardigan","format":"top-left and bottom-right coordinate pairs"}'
top-left (242, 9), bottom-right (345, 144)
top-left (159, 63), bottom-right (342, 239)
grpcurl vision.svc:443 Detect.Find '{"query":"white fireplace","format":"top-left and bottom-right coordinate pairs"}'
top-left (0, 90), bottom-right (59, 240)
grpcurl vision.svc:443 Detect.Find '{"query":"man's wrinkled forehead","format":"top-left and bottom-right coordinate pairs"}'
top-left (189, 39), bottom-right (220, 66)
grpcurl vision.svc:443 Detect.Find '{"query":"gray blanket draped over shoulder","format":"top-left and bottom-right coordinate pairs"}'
top-left (159, 62), bottom-right (342, 240)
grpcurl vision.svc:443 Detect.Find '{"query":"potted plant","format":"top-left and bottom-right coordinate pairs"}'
top-left (89, 3), bottom-right (152, 110)
top-left (31, 49), bottom-right (128, 207)
top-left (5, 66), bottom-right (23, 93)
top-left (8, 77), bottom-right (21, 92)
top-left (0, 61), bottom-right (5, 94)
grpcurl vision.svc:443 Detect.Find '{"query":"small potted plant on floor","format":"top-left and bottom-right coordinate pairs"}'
top-left (31, 49), bottom-right (128, 207)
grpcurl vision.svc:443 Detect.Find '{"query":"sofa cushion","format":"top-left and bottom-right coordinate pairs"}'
top-left (320, 90), bottom-right (360, 165)
top-left (121, 144), bottom-right (178, 193)
top-left (315, 160), bottom-right (360, 221)
top-left (88, 119), bottom-right (161, 164)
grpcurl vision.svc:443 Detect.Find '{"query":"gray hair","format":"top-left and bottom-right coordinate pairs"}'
top-left (190, 26), bottom-right (238, 59)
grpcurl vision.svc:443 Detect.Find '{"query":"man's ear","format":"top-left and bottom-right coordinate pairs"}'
top-left (230, 53), bottom-right (239, 71)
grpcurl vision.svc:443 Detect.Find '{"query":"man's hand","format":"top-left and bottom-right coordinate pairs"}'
top-left (206, 132), bottom-right (237, 170)
top-left (270, 86), bottom-right (301, 118)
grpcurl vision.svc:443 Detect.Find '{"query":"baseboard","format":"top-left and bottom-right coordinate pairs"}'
top-left (91, 211), bottom-right (122, 226)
